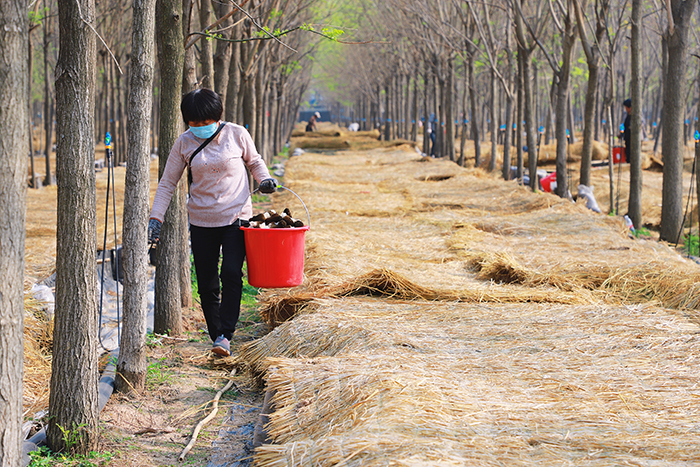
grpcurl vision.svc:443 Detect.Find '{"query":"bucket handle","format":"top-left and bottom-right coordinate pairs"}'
top-left (238, 184), bottom-right (311, 227)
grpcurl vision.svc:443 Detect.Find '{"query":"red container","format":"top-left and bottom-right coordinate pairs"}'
top-left (241, 226), bottom-right (309, 288)
top-left (540, 172), bottom-right (556, 193)
top-left (612, 146), bottom-right (625, 164)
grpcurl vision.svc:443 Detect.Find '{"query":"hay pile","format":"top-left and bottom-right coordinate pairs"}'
top-left (246, 143), bottom-right (700, 465)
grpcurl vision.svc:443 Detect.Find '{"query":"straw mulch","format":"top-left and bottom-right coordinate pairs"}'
top-left (244, 297), bottom-right (700, 466)
top-left (262, 147), bottom-right (699, 329)
top-left (246, 140), bottom-right (700, 465)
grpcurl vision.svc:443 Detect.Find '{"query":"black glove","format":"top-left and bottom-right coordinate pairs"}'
top-left (148, 218), bottom-right (162, 244)
top-left (259, 178), bottom-right (278, 194)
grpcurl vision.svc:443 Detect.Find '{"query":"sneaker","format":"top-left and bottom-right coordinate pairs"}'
top-left (212, 335), bottom-right (230, 357)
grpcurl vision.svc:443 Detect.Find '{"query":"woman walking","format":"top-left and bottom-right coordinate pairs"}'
top-left (147, 88), bottom-right (277, 356)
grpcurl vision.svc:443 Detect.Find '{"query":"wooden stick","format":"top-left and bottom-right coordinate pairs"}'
top-left (178, 368), bottom-right (237, 462)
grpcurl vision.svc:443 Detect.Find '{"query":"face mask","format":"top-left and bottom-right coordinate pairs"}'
top-left (189, 122), bottom-right (218, 139)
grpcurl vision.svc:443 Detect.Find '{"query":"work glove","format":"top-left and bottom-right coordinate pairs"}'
top-left (259, 178), bottom-right (278, 194)
top-left (148, 218), bottom-right (162, 244)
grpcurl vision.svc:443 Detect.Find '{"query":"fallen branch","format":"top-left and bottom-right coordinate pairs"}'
top-left (178, 368), bottom-right (237, 462)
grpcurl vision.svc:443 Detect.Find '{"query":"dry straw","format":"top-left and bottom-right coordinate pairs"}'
top-left (245, 138), bottom-right (700, 465)
top-left (247, 298), bottom-right (700, 466)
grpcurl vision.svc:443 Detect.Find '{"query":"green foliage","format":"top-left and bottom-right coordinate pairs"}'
top-left (682, 233), bottom-right (699, 256)
top-left (28, 7), bottom-right (50, 26)
top-left (145, 331), bottom-right (163, 348)
top-left (29, 446), bottom-right (113, 467)
top-left (280, 60), bottom-right (302, 77)
top-left (57, 423), bottom-right (89, 453)
top-left (146, 358), bottom-right (174, 390)
top-left (634, 227), bottom-right (653, 238)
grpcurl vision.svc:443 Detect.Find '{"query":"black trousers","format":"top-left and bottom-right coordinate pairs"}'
top-left (190, 222), bottom-right (246, 342)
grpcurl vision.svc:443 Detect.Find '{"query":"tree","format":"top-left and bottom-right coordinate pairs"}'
top-left (574, 0), bottom-right (609, 188)
top-left (116, 0), bottom-right (157, 394)
top-left (48, 0), bottom-right (99, 454)
top-left (154, 0), bottom-right (185, 336)
top-left (660, 0), bottom-right (695, 242)
top-left (0, 0), bottom-right (28, 464)
top-left (529, 0), bottom-right (578, 198)
top-left (627, 0), bottom-right (643, 228)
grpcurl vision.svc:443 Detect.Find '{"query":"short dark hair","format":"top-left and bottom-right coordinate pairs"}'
top-left (180, 88), bottom-right (223, 124)
top-left (623, 99), bottom-right (632, 108)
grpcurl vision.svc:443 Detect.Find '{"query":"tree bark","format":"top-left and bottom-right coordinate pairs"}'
top-left (198, 0), bottom-right (214, 89)
top-left (660, 0), bottom-right (695, 242)
top-left (0, 0), bottom-right (27, 463)
top-left (489, 68), bottom-right (498, 171)
top-left (155, 0), bottom-right (185, 336)
top-left (182, 0), bottom-right (197, 92)
top-left (213, 0), bottom-right (233, 103)
top-left (468, 53), bottom-right (480, 167)
top-left (116, 0), bottom-right (157, 394)
top-left (628, 0), bottom-right (643, 229)
top-left (49, 0), bottom-right (99, 454)
top-left (554, 6), bottom-right (577, 198)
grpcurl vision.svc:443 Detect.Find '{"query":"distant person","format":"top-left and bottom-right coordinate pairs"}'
top-left (306, 111), bottom-right (320, 132)
top-left (620, 99), bottom-right (631, 163)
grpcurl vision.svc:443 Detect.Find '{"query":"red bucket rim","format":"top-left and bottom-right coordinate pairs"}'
top-left (241, 225), bottom-right (309, 232)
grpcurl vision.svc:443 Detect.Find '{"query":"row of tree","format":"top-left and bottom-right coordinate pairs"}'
top-left (2, 0), bottom-right (330, 463)
top-left (314, 0), bottom-right (699, 243)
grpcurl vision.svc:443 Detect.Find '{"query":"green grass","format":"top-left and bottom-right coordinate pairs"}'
top-left (146, 358), bottom-right (174, 390)
top-left (683, 233), bottom-right (699, 256)
top-left (29, 446), bottom-right (113, 467)
top-left (634, 226), bottom-right (653, 238)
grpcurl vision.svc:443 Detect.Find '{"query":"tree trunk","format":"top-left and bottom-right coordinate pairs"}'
top-left (446, 60), bottom-right (455, 162)
top-left (182, 0), bottom-right (197, 92)
top-left (516, 50), bottom-right (524, 181)
top-left (555, 12), bottom-right (577, 198)
top-left (199, 0), bottom-right (214, 89)
top-left (627, 0), bottom-right (643, 229)
top-left (49, 0), bottom-right (99, 454)
top-left (41, 6), bottom-right (54, 188)
top-left (0, 1), bottom-right (27, 463)
top-left (520, 50), bottom-right (537, 190)
top-left (213, 0), bottom-right (233, 102)
top-left (225, 36), bottom-right (241, 122)
top-left (579, 58), bottom-right (598, 187)
top-left (43, 9), bottom-right (54, 187)
top-left (489, 68), bottom-right (498, 171)
top-left (660, 0), bottom-right (696, 242)
top-left (468, 53), bottom-right (481, 167)
top-left (155, 0), bottom-right (185, 336)
top-left (116, 0), bottom-right (157, 395)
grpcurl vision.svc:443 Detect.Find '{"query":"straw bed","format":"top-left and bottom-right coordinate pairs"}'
top-left (248, 298), bottom-right (700, 466)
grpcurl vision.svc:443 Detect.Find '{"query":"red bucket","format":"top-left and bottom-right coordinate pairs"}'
top-left (540, 172), bottom-right (556, 192)
top-left (612, 146), bottom-right (625, 164)
top-left (241, 226), bottom-right (309, 288)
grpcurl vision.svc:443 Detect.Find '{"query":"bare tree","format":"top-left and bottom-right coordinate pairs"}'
top-left (627, 0), bottom-right (643, 228)
top-left (116, 0), bottom-right (157, 394)
top-left (573, 0), bottom-right (609, 188)
top-left (155, 0), bottom-right (185, 336)
top-left (0, 0), bottom-right (28, 464)
top-left (48, 0), bottom-right (99, 454)
top-left (660, 0), bottom-right (695, 242)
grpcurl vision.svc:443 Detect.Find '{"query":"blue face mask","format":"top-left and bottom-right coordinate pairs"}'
top-left (189, 122), bottom-right (218, 139)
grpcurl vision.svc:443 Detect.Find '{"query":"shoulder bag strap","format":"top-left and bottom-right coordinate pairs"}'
top-left (187, 122), bottom-right (226, 188)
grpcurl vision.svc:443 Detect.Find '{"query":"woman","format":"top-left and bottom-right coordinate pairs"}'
top-left (147, 88), bottom-right (277, 357)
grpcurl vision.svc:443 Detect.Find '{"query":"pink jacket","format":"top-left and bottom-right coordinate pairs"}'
top-left (150, 122), bottom-right (271, 227)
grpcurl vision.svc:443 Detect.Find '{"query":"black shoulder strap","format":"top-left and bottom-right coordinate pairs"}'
top-left (188, 122), bottom-right (226, 187)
